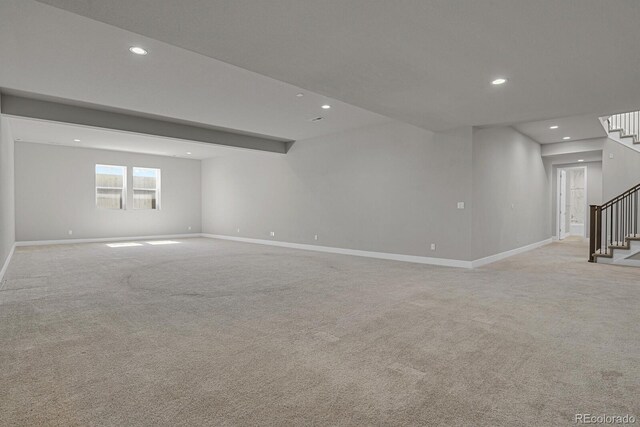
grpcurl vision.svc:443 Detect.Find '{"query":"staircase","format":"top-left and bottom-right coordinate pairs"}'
top-left (606, 111), bottom-right (640, 149)
top-left (589, 182), bottom-right (640, 266)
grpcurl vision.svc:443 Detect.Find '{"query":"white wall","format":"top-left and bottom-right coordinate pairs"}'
top-left (202, 121), bottom-right (475, 261)
top-left (471, 127), bottom-right (551, 260)
top-left (0, 110), bottom-right (16, 274)
top-left (202, 121), bottom-right (557, 263)
top-left (602, 138), bottom-right (640, 201)
top-left (15, 142), bottom-right (201, 241)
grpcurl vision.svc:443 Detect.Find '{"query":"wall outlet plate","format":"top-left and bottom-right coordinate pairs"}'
top-left (430, 243), bottom-right (436, 251)
top-left (457, 202), bottom-right (465, 209)
top-left (270, 231), bottom-right (275, 237)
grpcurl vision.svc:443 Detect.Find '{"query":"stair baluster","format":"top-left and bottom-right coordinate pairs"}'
top-left (590, 182), bottom-right (640, 262)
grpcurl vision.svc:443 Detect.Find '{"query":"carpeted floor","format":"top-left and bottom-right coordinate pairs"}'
top-left (0, 237), bottom-right (638, 426)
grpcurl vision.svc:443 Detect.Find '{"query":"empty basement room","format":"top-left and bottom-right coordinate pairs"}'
top-left (1, 1), bottom-right (640, 426)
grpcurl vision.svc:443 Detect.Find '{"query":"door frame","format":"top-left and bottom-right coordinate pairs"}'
top-left (556, 165), bottom-right (589, 240)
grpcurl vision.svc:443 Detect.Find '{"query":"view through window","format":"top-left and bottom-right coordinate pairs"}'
top-left (133, 167), bottom-right (161, 210)
top-left (96, 164), bottom-right (126, 209)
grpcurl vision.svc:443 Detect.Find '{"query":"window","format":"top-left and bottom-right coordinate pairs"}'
top-left (133, 167), bottom-right (161, 210)
top-left (96, 164), bottom-right (126, 209)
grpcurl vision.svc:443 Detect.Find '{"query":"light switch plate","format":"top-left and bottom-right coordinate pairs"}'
top-left (457, 202), bottom-right (465, 209)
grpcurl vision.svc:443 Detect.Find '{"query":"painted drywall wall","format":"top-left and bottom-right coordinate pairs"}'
top-left (549, 162), bottom-right (602, 238)
top-left (602, 138), bottom-right (640, 201)
top-left (0, 110), bottom-right (16, 273)
top-left (15, 142), bottom-right (201, 241)
top-left (202, 121), bottom-right (475, 261)
top-left (471, 127), bottom-right (551, 260)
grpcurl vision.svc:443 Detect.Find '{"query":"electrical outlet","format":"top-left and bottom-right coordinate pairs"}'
top-left (188, 226), bottom-right (192, 231)
top-left (609, 153), bottom-right (614, 159)
top-left (314, 234), bottom-right (318, 241)
top-left (270, 231), bottom-right (275, 237)
top-left (68, 230), bottom-right (73, 235)
top-left (430, 243), bottom-right (436, 251)
top-left (457, 202), bottom-right (465, 209)
top-left (237, 228), bottom-right (240, 233)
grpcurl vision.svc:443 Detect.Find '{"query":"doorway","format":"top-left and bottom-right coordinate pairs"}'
top-left (557, 166), bottom-right (588, 240)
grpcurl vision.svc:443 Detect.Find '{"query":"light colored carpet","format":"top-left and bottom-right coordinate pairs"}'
top-left (0, 237), bottom-right (638, 426)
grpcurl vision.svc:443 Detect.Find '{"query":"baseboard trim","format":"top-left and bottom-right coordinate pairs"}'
top-left (202, 234), bottom-right (473, 268)
top-left (0, 242), bottom-right (16, 283)
top-left (15, 233), bottom-right (203, 247)
top-left (470, 238), bottom-right (553, 268)
top-left (11, 233), bottom-right (555, 270)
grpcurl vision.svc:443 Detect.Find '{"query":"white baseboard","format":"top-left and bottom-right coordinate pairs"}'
top-left (15, 233), bottom-right (202, 247)
top-left (202, 234), bottom-right (473, 269)
top-left (470, 238), bottom-right (553, 268)
top-left (0, 242), bottom-right (16, 283)
top-left (9, 233), bottom-right (555, 272)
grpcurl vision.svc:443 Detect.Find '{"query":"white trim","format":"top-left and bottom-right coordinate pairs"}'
top-left (0, 243), bottom-right (16, 283)
top-left (16, 233), bottom-right (202, 247)
top-left (557, 168), bottom-right (565, 240)
top-left (202, 234), bottom-right (473, 268)
top-left (11, 233), bottom-right (555, 271)
top-left (470, 238), bottom-right (553, 268)
top-left (556, 165), bottom-right (588, 240)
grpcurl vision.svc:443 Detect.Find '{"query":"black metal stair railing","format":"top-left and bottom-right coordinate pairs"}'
top-left (589, 183), bottom-right (640, 262)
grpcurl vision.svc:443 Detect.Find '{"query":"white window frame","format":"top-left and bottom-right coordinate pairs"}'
top-left (95, 164), bottom-right (127, 210)
top-left (132, 167), bottom-right (161, 210)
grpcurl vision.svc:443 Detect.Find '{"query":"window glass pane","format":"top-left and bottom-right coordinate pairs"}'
top-left (97, 188), bottom-right (124, 209)
top-left (133, 167), bottom-right (161, 210)
top-left (133, 190), bottom-right (157, 210)
top-left (96, 165), bottom-right (125, 188)
top-left (133, 167), bottom-right (158, 189)
top-left (96, 164), bottom-right (126, 209)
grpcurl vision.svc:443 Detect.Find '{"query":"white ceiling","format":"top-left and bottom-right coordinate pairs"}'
top-left (514, 113), bottom-right (607, 144)
top-left (0, 0), bottom-right (389, 142)
top-left (544, 151), bottom-right (603, 166)
top-left (8, 117), bottom-right (274, 160)
top-left (32, 0), bottom-right (640, 132)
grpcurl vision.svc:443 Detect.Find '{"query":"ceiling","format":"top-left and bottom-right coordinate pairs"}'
top-left (514, 113), bottom-right (607, 144)
top-left (8, 117), bottom-right (273, 160)
top-left (544, 151), bottom-right (603, 166)
top-left (0, 0), bottom-right (388, 142)
top-left (31, 0), bottom-right (640, 132)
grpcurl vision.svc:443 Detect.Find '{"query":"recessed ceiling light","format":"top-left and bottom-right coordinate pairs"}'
top-left (562, 136), bottom-right (571, 140)
top-left (491, 78), bottom-right (507, 85)
top-left (321, 104), bottom-right (331, 109)
top-left (74, 139), bottom-right (81, 142)
top-left (129, 46), bottom-right (148, 55)
top-left (578, 159), bottom-right (585, 162)
top-left (296, 93), bottom-right (304, 97)
top-left (186, 152), bottom-right (192, 155)
top-left (549, 125), bottom-right (559, 129)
